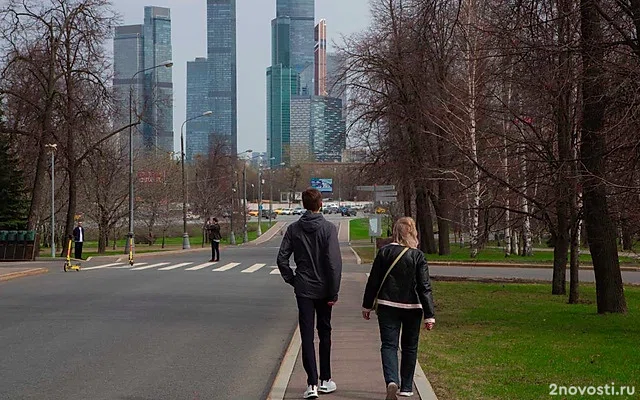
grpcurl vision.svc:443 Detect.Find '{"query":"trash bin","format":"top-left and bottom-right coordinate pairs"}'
top-left (25, 231), bottom-right (36, 241)
top-left (0, 231), bottom-right (6, 260)
top-left (16, 231), bottom-right (26, 242)
top-left (5, 231), bottom-right (17, 260)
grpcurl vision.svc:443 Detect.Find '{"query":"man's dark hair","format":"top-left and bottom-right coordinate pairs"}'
top-left (213, 218), bottom-right (218, 223)
top-left (302, 188), bottom-right (323, 211)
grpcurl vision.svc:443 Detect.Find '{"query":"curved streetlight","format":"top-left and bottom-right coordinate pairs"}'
top-left (126, 61), bottom-right (173, 261)
top-left (180, 110), bottom-right (213, 249)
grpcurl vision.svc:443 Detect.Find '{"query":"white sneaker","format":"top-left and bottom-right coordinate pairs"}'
top-left (398, 391), bottom-right (414, 397)
top-left (318, 379), bottom-right (337, 393)
top-left (303, 385), bottom-right (319, 399)
top-left (386, 382), bottom-right (398, 400)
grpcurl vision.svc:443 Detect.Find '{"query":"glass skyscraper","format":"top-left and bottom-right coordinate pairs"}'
top-left (185, 0), bottom-right (237, 159)
top-left (113, 24), bottom-right (144, 150)
top-left (186, 58), bottom-right (210, 161)
top-left (267, 65), bottom-right (299, 166)
top-left (113, 7), bottom-right (173, 155)
top-left (276, 0), bottom-right (314, 94)
top-left (143, 6), bottom-right (173, 154)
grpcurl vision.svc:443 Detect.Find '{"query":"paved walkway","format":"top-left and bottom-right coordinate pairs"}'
top-left (0, 266), bottom-right (49, 281)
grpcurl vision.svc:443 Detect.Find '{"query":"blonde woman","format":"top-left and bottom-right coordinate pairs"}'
top-left (362, 217), bottom-right (435, 400)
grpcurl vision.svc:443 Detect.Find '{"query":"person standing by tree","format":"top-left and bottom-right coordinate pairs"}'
top-left (72, 221), bottom-right (85, 260)
top-left (277, 188), bottom-right (343, 399)
top-left (206, 218), bottom-right (221, 262)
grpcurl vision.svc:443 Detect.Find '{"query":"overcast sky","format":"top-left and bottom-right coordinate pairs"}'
top-left (109, 0), bottom-right (372, 153)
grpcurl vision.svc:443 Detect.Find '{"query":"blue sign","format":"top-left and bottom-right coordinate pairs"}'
top-left (310, 178), bottom-right (333, 193)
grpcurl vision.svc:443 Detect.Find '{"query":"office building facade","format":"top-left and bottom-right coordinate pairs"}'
top-left (267, 65), bottom-right (299, 167)
top-left (206, 0), bottom-right (237, 155)
top-left (113, 7), bottom-right (173, 155)
top-left (113, 24), bottom-right (144, 150)
top-left (314, 20), bottom-right (327, 96)
top-left (142, 6), bottom-right (173, 154)
top-left (185, 0), bottom-right (237, 160)
top-left (290, 95), bottom-right (345, 164)
top-left (276, 0), bottom-right (315, 94)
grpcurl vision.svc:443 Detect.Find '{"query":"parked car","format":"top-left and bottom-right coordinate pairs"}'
top-left (323, 206), bottom-right (339, 214)
top-left (274, 208), bottom-right (285, 215)
top-left (248, 210), bottom-right (259, 217)
top-left (292, 207), bottom-right (305, 215)
top-left (340, 206), bottom-right (357, 217)
top-left (281, 208), bottom-right (294, 215)
top-left (260, 209), bottom-right (277, 219)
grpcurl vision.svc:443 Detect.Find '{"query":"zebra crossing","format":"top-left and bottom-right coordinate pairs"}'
top-left (83, 260), bottom-right (284, 275)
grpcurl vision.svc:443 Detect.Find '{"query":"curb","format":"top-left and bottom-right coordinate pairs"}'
top-left (428, 261), bottom-right (640, 272)
top-left (267, 325), bottom-right (301, 400)
top-left (251, 222), bottom-right (287, 246)
top-left (349, 246), bottom-right (362, 265)
top-left (0, 268), bottom-right (48, 282)
top-left (415, 361), bottom-right (439, 400)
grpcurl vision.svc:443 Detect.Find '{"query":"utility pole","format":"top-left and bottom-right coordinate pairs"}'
top-left (243, 162), bottom-right (249, 243)
top-left (45, 144), bottom-right (57, 257)
top-left (257, 166), bottom-right (262, 237)
top-left (230, 174), bottom-right (236, 245)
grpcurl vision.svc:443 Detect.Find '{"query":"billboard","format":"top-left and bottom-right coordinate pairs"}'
top-left (310, 178), bottom-right (333, 193)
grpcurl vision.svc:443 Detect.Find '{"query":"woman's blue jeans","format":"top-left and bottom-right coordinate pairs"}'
top-left (377, 305), bottom-right (422, 392)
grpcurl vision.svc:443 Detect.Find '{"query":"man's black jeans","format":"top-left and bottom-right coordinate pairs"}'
top-left (377, 305), bottom-right (422, 392)
top-left (74, 242), bottom-right (83, 260)
top-left (210, 240), bottom-right (220, 261)
top-left (296, 296), bottom-right (333, 386)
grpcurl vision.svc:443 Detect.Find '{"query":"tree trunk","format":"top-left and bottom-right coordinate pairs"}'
top-left (403, 182), bottom-right (412, 217)
top-left (569, 192), bottom-right (580, 303)
top-left (61, 164), bottom-right (77, 257)
top-left (416, 186), bottom-right (437, 254)
top-left (580, 0), bottom-right (627, 313)
top-left (27, 143), bottom-right (48, 230)
top-left (431, 183), bottom-right (452, 256)
top-left (98, 216), bottom-right (108, 254)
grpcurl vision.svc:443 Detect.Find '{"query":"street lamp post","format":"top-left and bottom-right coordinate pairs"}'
top-left (180, 110), bottom-right (213, 249)
top-left (257, 158), bottom-right (263, 236)
top-left (243, 161), bottom-right (249, 243)
top-left (126, 61), bottom-right (173, 258)
top-left (45, 144), bottom-right (57, 257)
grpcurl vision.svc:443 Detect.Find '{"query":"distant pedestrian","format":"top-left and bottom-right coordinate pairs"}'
top-left (362, 217), bottom-right (435, 400)
top-left (206, 218), bottom-right (221, 262)
top-left (72, 221), bottom-right (85, 260)
top-left (277, 188), bottom-right (342, 399)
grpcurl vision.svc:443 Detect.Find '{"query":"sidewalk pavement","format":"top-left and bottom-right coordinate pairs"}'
top-left (277, 271), bottom-right (437, 400)
top-left (0, 266), bottom-right (49, 282)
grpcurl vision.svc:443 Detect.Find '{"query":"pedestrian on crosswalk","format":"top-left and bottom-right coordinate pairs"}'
top-left (277, 188), bottom-right (342, 399)
top-left (206, 218), bottom-right (221, 262)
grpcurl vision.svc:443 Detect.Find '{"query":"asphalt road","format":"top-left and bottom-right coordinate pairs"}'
top-left (0, 235), bottom-right (299, 400)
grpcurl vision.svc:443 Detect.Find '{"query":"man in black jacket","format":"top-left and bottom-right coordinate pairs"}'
top-left (277, 188), bottom-right (342, 399)
top-left (72, 221), bottom-right (85, 260)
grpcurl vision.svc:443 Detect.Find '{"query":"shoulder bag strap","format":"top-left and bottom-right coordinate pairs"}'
top-left (373, 247), bottom-right (410, 310)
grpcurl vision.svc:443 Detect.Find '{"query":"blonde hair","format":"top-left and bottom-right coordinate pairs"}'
top-left (392, 217), bottom-right (419, 249)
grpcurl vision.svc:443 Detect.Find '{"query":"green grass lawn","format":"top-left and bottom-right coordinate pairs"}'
top-left (349, 217), bottom-right (393, 241)
top-left (352, 243), bottom-right (639, 266)
top-left (40, 222), bottom-right (273, 259)
top-left (421, 282), bottom-right (639, 400)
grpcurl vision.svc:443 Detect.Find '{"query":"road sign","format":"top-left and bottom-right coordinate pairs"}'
top-left (376, 191), bottom-right (397, 197)
top-left (377, 196), bottom-right (398, 203)
top-left (368, 216), bottom-right (382, 237)
top-left (356, 185), bottom-right (396, 192)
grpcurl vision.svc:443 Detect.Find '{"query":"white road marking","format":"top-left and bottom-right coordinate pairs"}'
top-left (270, 269), bottom-right (281, 275)
top-left (114, 263), bottom-right (146, 269)
top-left (158, 262), bottom-right (192, 271)
top-left (130, 262), bottom-right (169, 271)
top-left (242, 263), bottom-right (266, 273)
top-left (185, 262), bottom-right (216, 271)
top-left (83, 263), bottom-right (123, 270)
top-left (213, 262), bottom-right (240, 272)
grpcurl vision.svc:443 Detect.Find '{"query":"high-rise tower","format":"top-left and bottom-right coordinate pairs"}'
top-left (276, 0), bottom-right (314, 94)
top-left (314, 19), bottom-right (327, 96)
top-left (142, 6), bottom-right (173, 154)
top-left (113, 7), bottom-right (173, 155)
